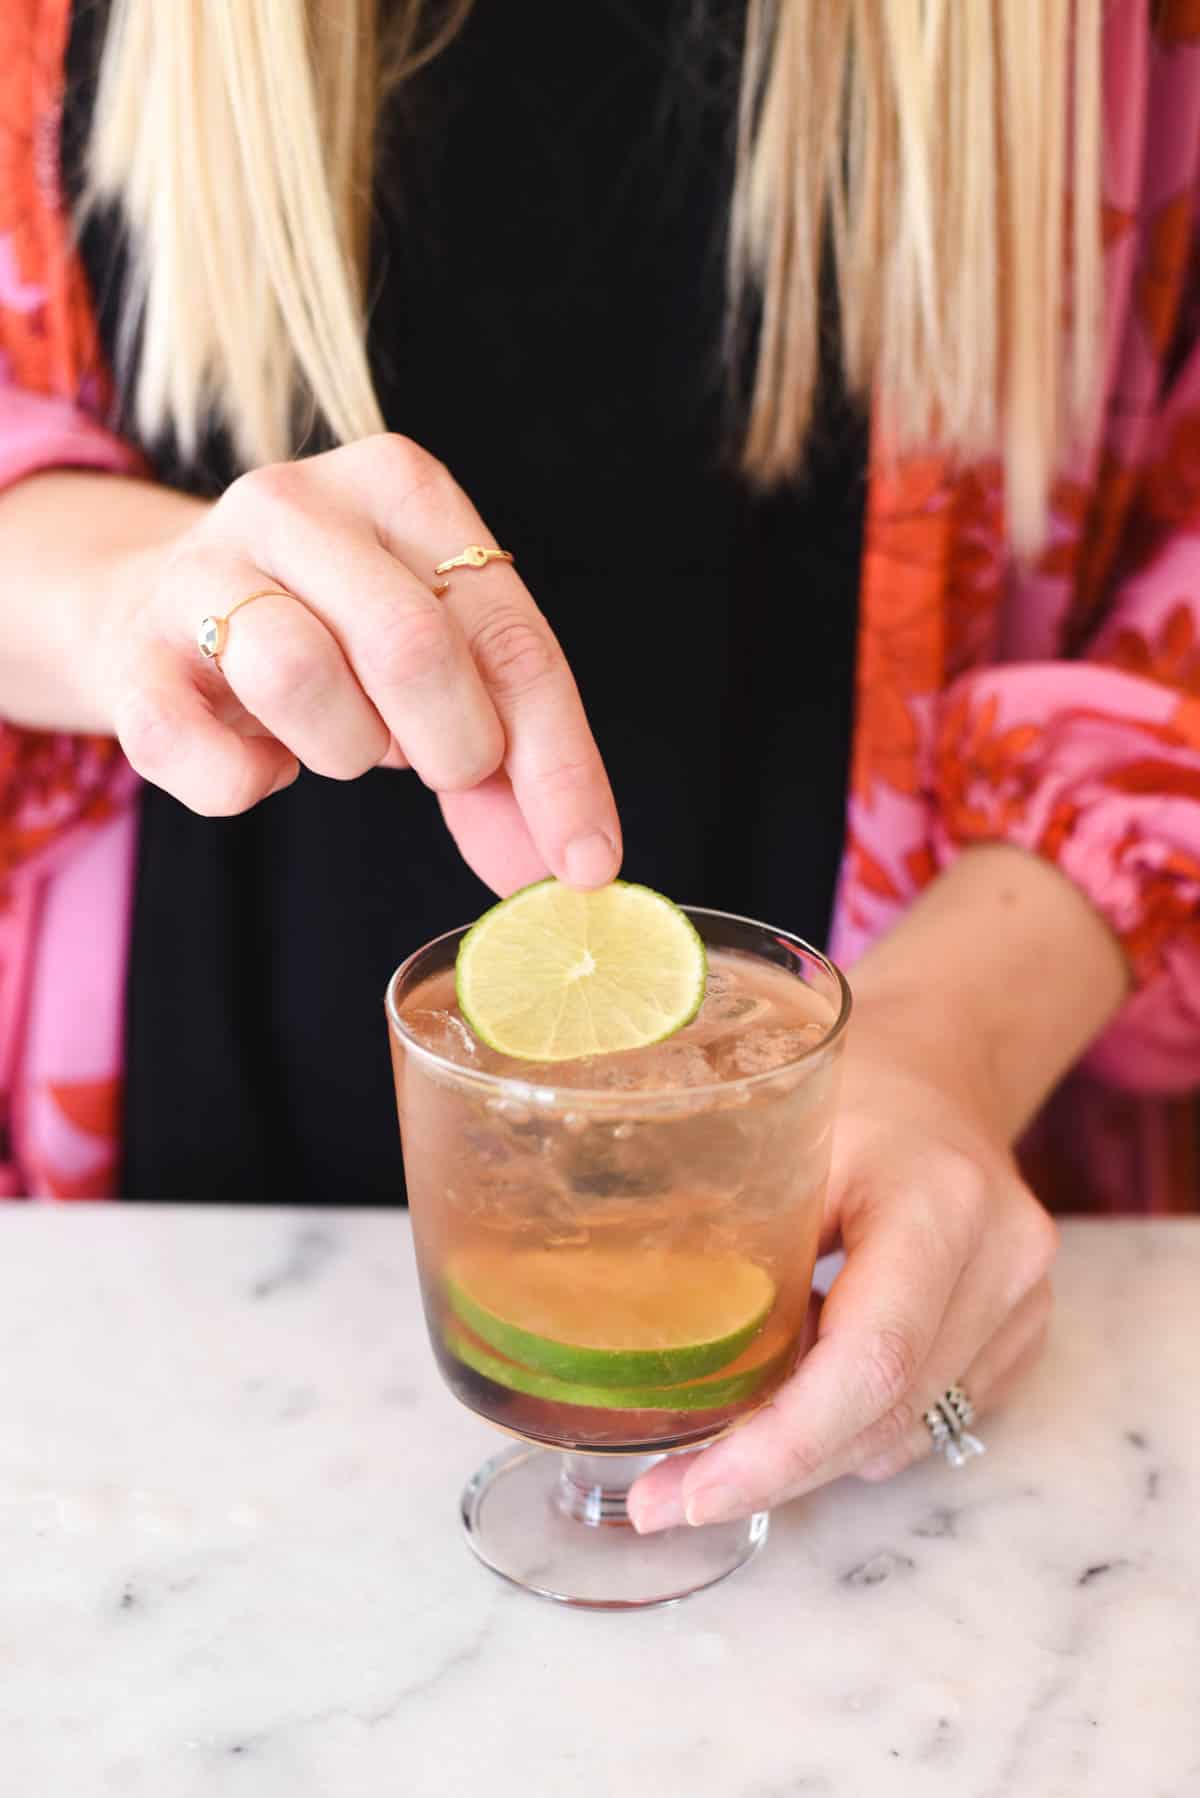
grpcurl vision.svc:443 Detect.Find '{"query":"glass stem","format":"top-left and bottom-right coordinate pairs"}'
top-left (554, 1452), bottom-right (663, 1527)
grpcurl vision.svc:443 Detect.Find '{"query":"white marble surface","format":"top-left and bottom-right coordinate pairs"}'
top-left (2, 1207), bottom-right (1199, 1797)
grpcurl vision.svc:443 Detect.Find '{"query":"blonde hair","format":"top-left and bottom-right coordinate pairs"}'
top-left (88, 0), bottom-right (1102, 553)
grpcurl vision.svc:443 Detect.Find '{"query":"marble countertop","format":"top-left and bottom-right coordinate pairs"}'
top-left (2, 1206), bottom-right (1198, 1797)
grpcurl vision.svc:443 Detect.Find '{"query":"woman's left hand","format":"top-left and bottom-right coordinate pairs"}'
top-left (626, 1012), bottom-right (1059, 1532)
top-left (627, 844), bottom-right (1130, 1534)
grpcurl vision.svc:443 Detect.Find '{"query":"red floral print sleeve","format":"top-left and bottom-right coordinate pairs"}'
top-left (832, 2), bottom-right (1200, 1208)
top-left (0, 0), bottom-right (142, 886)
top-left (0, 0), bottom-right (142, 1200)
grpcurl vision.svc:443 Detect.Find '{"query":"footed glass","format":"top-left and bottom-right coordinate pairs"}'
top-left (386, 908), bottom-right (850, 1609)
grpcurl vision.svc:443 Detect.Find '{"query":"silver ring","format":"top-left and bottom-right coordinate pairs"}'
top-left (923, 1384), bottom-right (986, 1468)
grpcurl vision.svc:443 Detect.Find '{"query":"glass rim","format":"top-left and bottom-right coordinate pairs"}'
top-left (384, 904), bottom-right (852, 1108)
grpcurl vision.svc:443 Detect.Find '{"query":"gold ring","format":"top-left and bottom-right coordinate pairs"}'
top-left (198, 589), bottom-right (294, 667)
top-left (431, 544), bottom-right (514, 598)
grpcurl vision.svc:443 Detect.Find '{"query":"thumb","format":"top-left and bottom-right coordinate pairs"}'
top-left (627, 1291), bottom-right (824, 1534)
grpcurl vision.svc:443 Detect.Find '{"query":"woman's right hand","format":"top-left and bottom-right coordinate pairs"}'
top-left (102, 434), bottom-right (622, 894)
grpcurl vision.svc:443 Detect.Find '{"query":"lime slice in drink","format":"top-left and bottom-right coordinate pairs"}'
top-left (455, 879), bottom-right (706, 1061)
top-left (444, 1315), bottom-right (792, 1413)
top-left (445, 1245), bottom-right (774, 1387)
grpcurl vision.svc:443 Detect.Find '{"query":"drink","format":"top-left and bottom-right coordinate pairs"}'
top-left (386, 907), bottom-right (849, 1608)
top-left (393, 951), bottom-right (836, 1455)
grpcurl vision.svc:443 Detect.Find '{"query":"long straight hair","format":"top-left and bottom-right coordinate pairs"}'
top-left (88, 0), bottom-right (1103, 553)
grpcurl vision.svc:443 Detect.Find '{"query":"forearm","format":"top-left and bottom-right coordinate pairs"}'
top-left (0, 470), bottom-right (204, 731)
top-left (847, 843), bottom-right (1132, 1143)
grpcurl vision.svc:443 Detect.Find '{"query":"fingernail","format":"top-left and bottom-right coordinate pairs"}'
top-left (628, 1495), bottom-right (685, 1535)
top-left (684, 1484), bottom-right (746, 1528)
top-left (563, 830), bottom-right (618, 889)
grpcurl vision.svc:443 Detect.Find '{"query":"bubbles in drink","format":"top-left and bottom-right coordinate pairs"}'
top-left (403, 1008), bottom-right (480, 1065)
top-left (456, 1144), bottom-right (573, 1240)
top-left (584, 1040), bottom-right (715, 1091)
top-left (393, 944), bottom-right (841, 1452)
top-left (709, 1022), bottom-right (829, 1079)
top-left (397, 953), bottom-right (834, 1091)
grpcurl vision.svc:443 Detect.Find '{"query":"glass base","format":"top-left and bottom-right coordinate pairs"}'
top-left (460, 1443), bottom-right (769, 1610)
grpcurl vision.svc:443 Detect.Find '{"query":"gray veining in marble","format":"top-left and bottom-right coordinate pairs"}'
top-left (1, 1207), bottom-right (1199, 1796)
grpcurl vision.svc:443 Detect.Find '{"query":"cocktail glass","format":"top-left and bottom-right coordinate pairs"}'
top-left (385, 907), bottom-right (850, 1609)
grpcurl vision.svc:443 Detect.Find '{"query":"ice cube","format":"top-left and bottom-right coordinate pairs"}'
top-left (544, 1227), bottom-right (591, 1248)
top-left (508, 1040), bottom-right (716, 1094)
top-left (462, 1122), bottom-right (518, 1166)
top-left (703, 991), bottom-right (773, 1028)
top-left (402, 1009), bottom-right (479, 1066)
top-left (561, 1121), bottom-right (673, 1198)
top-left (608, 1041), bottom-right (716, 1091)
top-left (455, 1155), bottom-right (574, 1231)
top-left (486, 1097), bottom-right (532, 1127)
top-left (665, 1109), bottom-right (756, 1192)
top-left (476, 1096), bottom-right (557, 1165)
top-left (688, 972), bottom-right (777, 1044)
top-left (718, 993), bottom-right (766, 1023)
top-left (711, 1023), bottom-right (827, 1079)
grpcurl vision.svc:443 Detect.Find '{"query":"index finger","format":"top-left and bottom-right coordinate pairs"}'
top-left (447, 579), bottom-right (622, 888)
top-left (675, 1198), bottom-right (962, 1524)
top-left (316, 438), bottom-right (622, 888)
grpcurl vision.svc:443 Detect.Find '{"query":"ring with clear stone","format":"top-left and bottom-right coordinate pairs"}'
top-left (923, 1384), bottom-right (986, 1469)
top-left (198, 589), bottom-right (294, 670)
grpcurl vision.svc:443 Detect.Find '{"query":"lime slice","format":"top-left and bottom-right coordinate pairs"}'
top-left (445, 1316), bottom-right (792, 1412)
top-left (445, 1244), bottom-right (774, 1387)
top-left (455, 878), bottom-right (706, 1061)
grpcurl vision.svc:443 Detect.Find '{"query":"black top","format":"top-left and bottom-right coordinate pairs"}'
top-left (64, 0), bottom-right (866, 1203)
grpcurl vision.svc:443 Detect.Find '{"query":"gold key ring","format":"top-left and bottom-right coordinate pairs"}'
top-left (432, 544), bottom-right (514, 598)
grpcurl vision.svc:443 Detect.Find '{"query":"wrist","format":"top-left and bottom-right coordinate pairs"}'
top-left (844, 845), bottom-right (1131, 1144)
top-left (62, 537), bottom-right (163, 735)
top-left (73, 499), bottom-right (208, 736)
top-left (839, 977), bottom-right (1003, 1141)
top-left (0, 470), bottom-right (205, 733)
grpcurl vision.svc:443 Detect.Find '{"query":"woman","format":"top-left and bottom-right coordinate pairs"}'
top-left (0, 0), bottom-right (1196, 1535)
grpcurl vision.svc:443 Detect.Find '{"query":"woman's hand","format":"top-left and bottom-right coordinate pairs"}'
top-left (99, 435), bottom-right (621, 894)
top-left (627, 1027), bottom-right (1058, 1532)
top-left (627, 845), bottom-right (1130, 1532)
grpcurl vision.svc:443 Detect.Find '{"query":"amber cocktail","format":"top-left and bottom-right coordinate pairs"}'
top-left (386, 909), bottom-right (849, 1608)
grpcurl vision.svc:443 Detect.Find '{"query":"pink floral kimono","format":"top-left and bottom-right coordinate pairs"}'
top-left (1, 0), bottom-right (1198, 1206)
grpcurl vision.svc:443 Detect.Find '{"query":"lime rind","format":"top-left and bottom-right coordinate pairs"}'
top-left (445, 1322), bottom-right (789, 1412)
top-left (455, 878), bottom-right (707, 1063)
top-left (446, 1261), bottom-right (773, 1388)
